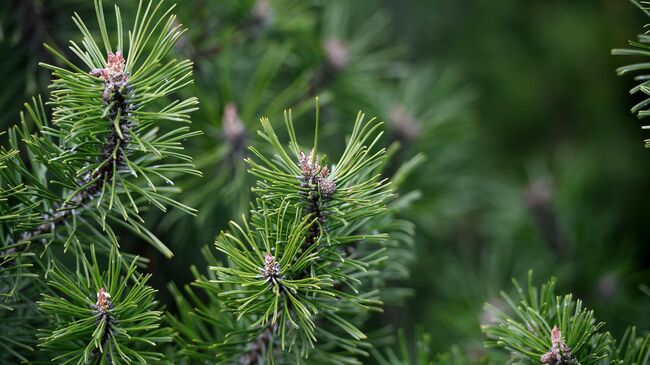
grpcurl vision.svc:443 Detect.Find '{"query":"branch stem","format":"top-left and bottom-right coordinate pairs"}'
top-left (312, 97), bottom-right (320, 165)
top-left (10, 78), bottom-right (133, 247)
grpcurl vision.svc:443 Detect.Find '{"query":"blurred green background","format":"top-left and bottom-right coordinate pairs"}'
top-left (382, 0), bottom-right (650, 355)
top-left (2, 0), bottom-right (649, 360)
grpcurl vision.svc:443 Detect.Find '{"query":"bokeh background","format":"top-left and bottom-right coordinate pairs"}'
top-left (2, 0), bottom-right (649, 360)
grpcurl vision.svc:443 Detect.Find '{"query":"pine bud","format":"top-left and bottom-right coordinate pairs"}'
top-left (388, 104), bottom-right (420, 141)
top-left (106, 51), bottom-right (127, 83)
top-left (89, 50), bottom-right (129, 104)
top-left (93, 288), bottom-right (112, 315)
top-left (540, 326), bottom-right (576, 365)
top-left (317, 176), bottom-right (336, 198)
top-left (299, 150), bottom-right (321, 179)
top-left (89, 68), bottom-right (104, 78)
top-left (222, 102), bottom-right (247, 152)
top-left (298, 150), bottom-right (336, 198)
top-left (597, 272), bottom-right (618, 299)
top-left (252, 0), bottom-right (272, 27)
top-left (260, 252), bottom-right (282, 285)
top-left (324, 38), bottom-right (349, 71)
top-left (523, 178), bottom-right (553, 210)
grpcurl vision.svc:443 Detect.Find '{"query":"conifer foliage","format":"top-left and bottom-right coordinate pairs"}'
top-left (0, 0), bottom-right (197, 363)
top-left (1, 0), bottom-right (649, 364)
top-left (613, 0), bottom-right (650, 147)
top-left (0, 0), bottom-right (419, 362)
top-left (169, 106), bottom-right (414, 364)
top-left (482, 274), bottom-right (609, 365)
top-left (482, 273), bottom-right (650, 365)
top-left (38, 248), bottom-right (171, 364)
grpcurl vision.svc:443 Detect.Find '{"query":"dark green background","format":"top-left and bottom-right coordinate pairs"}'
top-left (384, 0), bottom-right (650, 354)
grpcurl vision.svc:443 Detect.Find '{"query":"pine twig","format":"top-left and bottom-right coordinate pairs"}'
top-left (14, 51), bottom-right (133, 245)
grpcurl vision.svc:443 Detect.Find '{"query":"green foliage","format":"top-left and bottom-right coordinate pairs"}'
top-left (0, 0), bottom-right (649, 364)
top-left (0, 0), bottom-right (90, 128)
top-left (613, 0), bottom-right (650, 147)
top-left (168, 105), bottom-right (416, 364)
top-left (482, 273), bottom-right (650, 365)
top-left (607, 327), bottom-right (650, 365)
top-left (318, 0), bottom-right (404, 115)
top-left (0, 0), bottom-right (198, 258)
top-left (222, 110), bottom-right (388, 350)
top-left (153, 0), bottom-right (411, 252)
top-left (166, 247), bottom-right (234, 363)
top-left (377, 280), bottom-right (650, 365)
top-left (483, 273), bottom-right (609, 364)
top-left (38, 248), bottom-right (171, 364)
top-left (0, 0), bottom-right (197, 363)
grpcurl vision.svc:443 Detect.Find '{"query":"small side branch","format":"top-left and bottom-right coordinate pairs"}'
top-left (14, 51), bottom-right (133, 245)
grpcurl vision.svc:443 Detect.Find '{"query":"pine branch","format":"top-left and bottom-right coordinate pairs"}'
top-left (609, 327), bottom-right (650, 365)
top-left (0, 1), bottom-right (200, 362)
top-left (612, 0), bottom-right (650, 147)
top-left (1, 0), bottom-right (199, 258)
top-left (167, 104), bottom-right (416, 364)
top-left (38, 247), bottom-right (172, 364)
top-left (17, 51), bottom-right (134, 243)
top-left (482, 272), bottom-right (610, 365)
